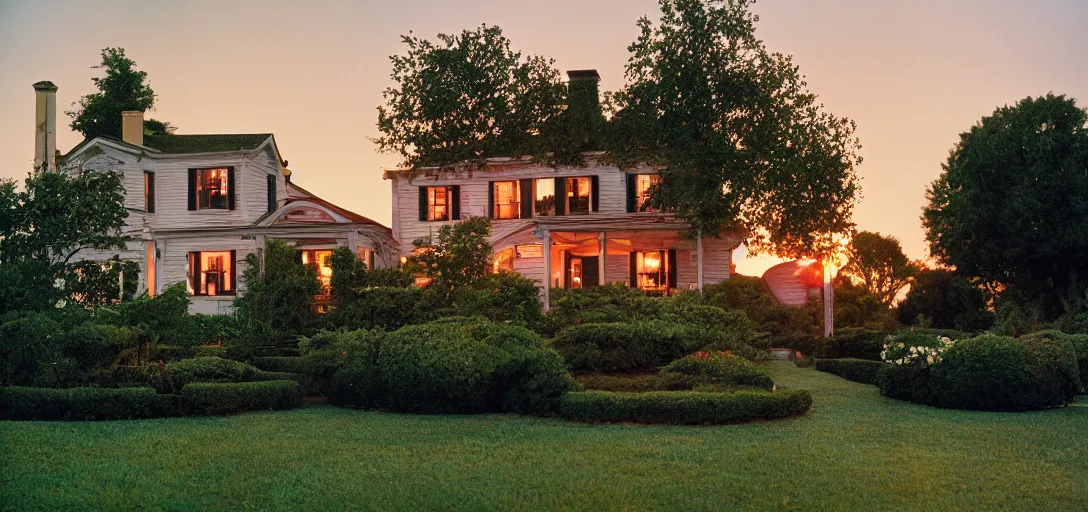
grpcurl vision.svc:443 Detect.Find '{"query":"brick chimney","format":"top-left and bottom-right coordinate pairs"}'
top-left (33, 81), bottom-right (58, 171)
top-left (122, 111), bottom-right (144, 146)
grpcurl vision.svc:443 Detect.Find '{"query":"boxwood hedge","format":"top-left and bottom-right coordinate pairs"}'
top-left (0, 386), bottom-right (178, 421)
top-left (559, 389), bottom-right (813, 425)
top-left (180, 380), bottom-right (302, 416)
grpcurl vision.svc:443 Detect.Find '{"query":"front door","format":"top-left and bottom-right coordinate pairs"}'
top-left (564, 254), bottom-right (600, 288)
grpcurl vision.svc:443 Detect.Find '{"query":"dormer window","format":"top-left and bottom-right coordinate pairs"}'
top-left (188, 167), bottom-right (235, 211)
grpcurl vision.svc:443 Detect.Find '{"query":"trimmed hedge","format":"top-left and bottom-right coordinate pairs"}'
top-left (151, 345), bottom-right (224, 363)
top-left (0, 386), bottom-right (178, 421)
top-left (180, 380), bottom-right (301, 416)
top-left (577, 373), bottom-right (688, 393)
top-left (252, 356), bottom-right (313, 375)
top-left (166, 357), bottom-right (259, 390)
top-left (1022, 330), bottom-right (1088, 387)
top-left (559, 389), bottom-right (813, 425)
top-left (550, 321), bottom-right (754, 373)
top-left (815, 359), bottom-right (885, 385)
top-left (661, 352), bottom-right (775, 390)
top-left (825, 329), bottom-right (886, 361)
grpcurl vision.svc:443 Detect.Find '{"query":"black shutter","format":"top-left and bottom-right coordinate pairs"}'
top-left (487, 181), bottom-right (495, 219)
top-left (227, 167), bottom-right (236, 211)
top-left (519, 179), bottom-right (533, 219)
top-left (563, 251), bottom-right (572, 289)
top-left (667, 249), bottom-right (677, 291)
top-left (418, 186), bottom-right (428, 221)
top-left (187, 169), bottom-right (197, 211)
top-left (626, 174), bottom-right (636, 213)
top-left (229, 250), bottom-right (237, 293)
top-left (189, 252), bottom-right (201, 295)
top-left (629, 251), bottom-right (638, 288)
top-left (266, 175), bottom-right (276, 213)
top-left (582, 257), bottom-right (599, 287)
top-left (146, 171), bottom-right (156, 213)
top-left (591, 175), bottom-right (600, 212)
top-left (450, 186), bottom-right (461, 220)
top-left (554, 177), bottom-right (566, 216)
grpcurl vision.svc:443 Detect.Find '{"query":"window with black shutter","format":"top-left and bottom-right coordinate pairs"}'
top-left (189, 167), bottom-right (234, 210)
top-left (419, 186), bottom-right (453, 221)
top-left (187, 250), bottom-right (236, 296)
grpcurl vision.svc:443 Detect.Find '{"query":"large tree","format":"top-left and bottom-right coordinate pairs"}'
top-left (607, 0), bottom-right (862, 258)
top-left (923, 94), bottom-right (1088, 320)
top-left (841, 231), bottom-right (915, 306)
top-left (374, 25), bottom-right (567, 169)
top-left (66, 47), bottom-right (156, 140)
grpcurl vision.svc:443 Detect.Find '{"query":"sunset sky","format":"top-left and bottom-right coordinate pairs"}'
top-left (2, 0), bottom-right (1086, 275)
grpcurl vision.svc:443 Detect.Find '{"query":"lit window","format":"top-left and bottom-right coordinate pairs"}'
top-left (492, 248), bottom-right (515, 273)
top-left (635, 250), bottom-right (670, 292)
top-left (301, 250), bottom-right (334, 295)
top-left (428, 186), bottom-right (449, 221)
top-left (196, 168), bottom-right (231, 210)
top-left (534, 179), bottom-right (555, 216)
top-left (566, 177), bottom-right (592, 215)
top-left (570, 258), bottom-right (584, 289)
top-left (187, 251), bottom-right (235, 296)
top-left (634, 174), bottom-right (661, 212)
top-left (144, 171), bottom-right (155, 213)
top-left (492, 181), bottom-right (521, 220)
top-left (357, 248), bottom-right (373, 270)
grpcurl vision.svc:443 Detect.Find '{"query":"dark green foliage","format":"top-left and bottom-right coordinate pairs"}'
top-left (814, 359), bottom-right (885, 385)
top-left (106, 283), bottom-right (191, 338)
top-left (151, 345), bottom-right (224, 362)
top-left (841, 231), bottom-right (916, 305)
top-left (0, 259), bottom-right (61, 313)
top-left (558, 389), bottom-right (813, 425)
top-left (304, 329), bottom-right (385, 400)
top-left (576, 373), bottom-right (689, 393)
top-left (1022, 330), bottom-right (1088, 386)
top-left (0, 387), bottom-right (177, 421)
top-left (165, 357), bottom-right (258, 390)
top-left (235, 239), bottom-right (321, 338)
top-left (897, 269), bottom-right (994, 332)
top-left (180, 380), bottom-right (301, 416)
top-left (328, 248), bottom-right (414, 300)
top-left (251, 356), bottom-right (312, 375)
top-left (924, 94), bottom-right (1088, 321)
top-left (64, 259), bottom-right (141, 306)
top-left (832, 278), bottom-right (900, 332)
top-left (550, 320), bottom-right (755, 373)
top-left (699, 277), bottom-right (820, 338)
top-left (825, 328), bottom-right (887, 360)
top-left (406, 217), bottom-right (493, 294)
top-left (878, 334), bottom-right (1083, 411)
top-left (661, 353), bottom-right (775, 390)
top-left (66, 47), bottom-right (157, 140)
top-left (449, 272), bottom-right (543, 327)
top-left (327, 286), bottom-right (427, 330)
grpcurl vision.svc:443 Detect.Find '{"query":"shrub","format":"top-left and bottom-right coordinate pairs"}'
top-left (0, 386), bottom-right (178, 421)
top-left (544, 284), bottom-right (662, 334)
top-left (661, 352), bottom-right (775, 390)
top-left (558, 389), bottom-right (812, 424)
top-left (814, 359), bottom-right (885, 385)
top-left (449, 272), bottom-right (543, 327)
top-left (302, 329), bottom-right (385, 397)
top-left (180, 380), bottom-right (301, 416)
top-left (576, 373), bottom-right (688, 393)
top-left (151, 344), bottom-right (224, 362)
top-left (0, 314), bottom-right (142, 388)
top-left (550, 320), bottom-right (754, 373)
top-left (235, 239), bottom-right (321, 337)
top-left (107, 283), bottom-right (190, 334)
top-left (327, 287), bottom-right (427, 331)
top-left (826, 328), bottom-right (887, 360)
top-left (252, 356), bottom-right (312, 375)
top-left (1022, 330), bottom-right (1088, 386)
top-left (166, 357), bottom-right (258, 390)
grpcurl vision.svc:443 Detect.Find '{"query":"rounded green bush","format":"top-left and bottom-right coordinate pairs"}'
top-left (550, 320), bottom-right (755, 373)
top-left (166, 357), bottom-right (258, 389)
top-left (559, 389), bottom-right (813, 424)
top-left (180, 380), bottom-right (301, 416)
top-left (661, 352), bottom-right (775, 390)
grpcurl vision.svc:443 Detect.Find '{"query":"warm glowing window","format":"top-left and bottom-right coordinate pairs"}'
top-left (534, 179), bottom-right (555, 216)
top-left (301, 250), bottom-right (334, 295)
top-left (635, 250), bottom-right (670, 292)
top-left (144, 171), bottom-right (155, 213)
top-left (357, 248), bottom-right (373, 270)
top-left (427, 186), bottom-right (449, 221)
top-left (492, 181), bottom-right (521, 220)
top-left (145, 241), bottom-right (156, 297)
top-left (569, 258), bottom-right (584, 289)
top-left (634, 174), bottom-right (661, 212)
top-left (196, 168), bottom-right (231, 210)
top-left (187, 251), bottom-right (235, 296)
top-left (492, 248), bottom-right (515, 273)
top-left (566, 177), bottom-right (592, 215)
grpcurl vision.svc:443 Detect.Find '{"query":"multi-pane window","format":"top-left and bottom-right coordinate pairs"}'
top-left (144, 171), bottom-right (155, 213)
top-left (534, 179), bottom-right (555, 216)
top-left (492, 247), bottom-right (515, 273)
top-left (566, 177), bottom-right (593, 215)
top-left (427, 186), bottom-right (449, 221)
top-left (187, 251), bottom-right (235, 296)
top-left (195, 168), bottom-right (231, 210)
top-left (634, 174), bottom-right (661, 212)
top-left (301, 250), bottom-right (334, 295)
top-left (634, 250), bottom-right (669, 293)
top-left (491, 181), bottom-right (521, 220)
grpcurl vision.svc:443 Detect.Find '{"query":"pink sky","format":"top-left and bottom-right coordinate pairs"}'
top-left (2, 0), bottom-right (1086, 276)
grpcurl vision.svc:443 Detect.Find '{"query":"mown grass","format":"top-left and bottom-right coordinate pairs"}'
top-left (2, 362), bottom-right (1086, 511)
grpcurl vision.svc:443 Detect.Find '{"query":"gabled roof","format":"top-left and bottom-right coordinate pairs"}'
top-left (282, 182), bottom-right (392, 234)
top-left (142, 134), bottom-right (273, 154)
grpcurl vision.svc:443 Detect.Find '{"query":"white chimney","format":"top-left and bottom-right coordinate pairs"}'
top-left (122, 110), bottom-right (144, 147)
top-left (33, 81), bottom-right (58, 171)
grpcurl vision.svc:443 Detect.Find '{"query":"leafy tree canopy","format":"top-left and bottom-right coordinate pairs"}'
top-left (841, 231), bottom-right (916, 306)
top-left (897, 269), bottom-right (993, 333)
top-left (607, 0), bottom-right (862, 258)
top-left (374, 25), bottom-right (568, 169)
top-left (922, 94), bottom-right (1088, 320)
top-left (407, 216), bottom-right (493, 293)
top-left (66, 47), bottom-right (157, 140)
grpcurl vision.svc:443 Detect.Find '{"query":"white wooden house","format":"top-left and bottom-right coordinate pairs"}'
top-left (384, 71), bottom-right (744, 307)
top-left (34, 81), bottom-right (396, 314)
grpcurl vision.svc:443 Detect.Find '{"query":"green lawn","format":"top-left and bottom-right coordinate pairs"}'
top-left (2, 363), bottom-right (1086, 511)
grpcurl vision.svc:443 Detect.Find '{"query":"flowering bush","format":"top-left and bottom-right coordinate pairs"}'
top-left (881, 333), bottom-right (955, 367)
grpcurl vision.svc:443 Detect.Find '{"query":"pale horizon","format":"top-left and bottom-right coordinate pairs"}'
top-left (2, 0), bottom-right (1086, 276)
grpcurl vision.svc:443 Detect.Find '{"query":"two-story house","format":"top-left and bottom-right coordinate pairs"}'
top-left (34, 81), bottom-right (397, 314)
top-left (383, 71), bottom-right (744, 308)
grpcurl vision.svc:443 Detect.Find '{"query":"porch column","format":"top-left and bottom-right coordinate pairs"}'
top-left (542, 230), bottom-right (551, 312)
top-left (598, 232), bottom-right (606, 286)
top-left (696, 231), bottom-right (704, 293)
